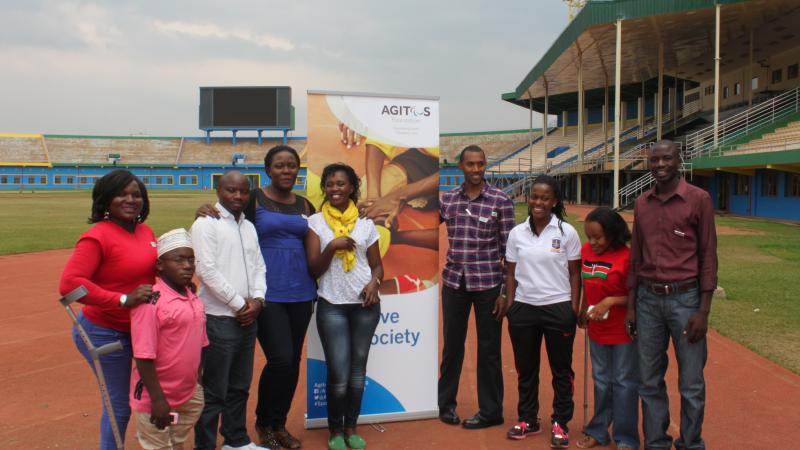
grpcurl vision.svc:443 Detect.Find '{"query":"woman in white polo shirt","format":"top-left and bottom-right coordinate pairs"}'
top-left (503, 175), bottom-right (582, 449)
top-left (305, 163), bottom-right (384, 450)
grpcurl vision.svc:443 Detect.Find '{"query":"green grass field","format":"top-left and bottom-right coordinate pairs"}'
top-left (0, 190), bottom-right (215, 254)
top-left (3, 191), bottom-right (798, 373)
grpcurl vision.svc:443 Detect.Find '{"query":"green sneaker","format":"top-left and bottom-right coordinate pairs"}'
top-left (328, 434), bottom-right (347, 450)
top-left (346, 433), bottom-right (366, 450)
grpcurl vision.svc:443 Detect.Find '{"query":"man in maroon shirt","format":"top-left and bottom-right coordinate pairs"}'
top-left (625, 140), bottom-right (717, 450)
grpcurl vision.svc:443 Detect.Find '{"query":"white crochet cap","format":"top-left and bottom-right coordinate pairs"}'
top-left (157, 228), bottom-right (192, 257)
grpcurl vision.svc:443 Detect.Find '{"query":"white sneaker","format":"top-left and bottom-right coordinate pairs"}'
top-left (221, 443), bottom-right (270, 450)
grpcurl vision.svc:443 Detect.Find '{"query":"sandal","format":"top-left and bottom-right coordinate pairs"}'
top-left (576, 434), bottom-right (600, 448)
top-left (274, 428), bottom-right (301, 449)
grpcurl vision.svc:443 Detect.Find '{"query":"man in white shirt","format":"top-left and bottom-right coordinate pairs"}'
top-left (191, 171), bottom-right (268, 450)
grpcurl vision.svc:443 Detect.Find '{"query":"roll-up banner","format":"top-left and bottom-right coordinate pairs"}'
top-left (305, 90), bottom-right (440, 428)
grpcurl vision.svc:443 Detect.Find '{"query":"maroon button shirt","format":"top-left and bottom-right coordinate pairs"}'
top-left (628, 178), bottom-right (718, 292)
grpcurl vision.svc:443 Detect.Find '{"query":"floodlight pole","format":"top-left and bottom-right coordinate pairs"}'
top-left (613, 19), bottom-right (622, 209)
top-left (714, 3), bottom-right (721, 147)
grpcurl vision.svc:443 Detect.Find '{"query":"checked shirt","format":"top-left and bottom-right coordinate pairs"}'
top-left (440, 182), bottom-right (515, 292)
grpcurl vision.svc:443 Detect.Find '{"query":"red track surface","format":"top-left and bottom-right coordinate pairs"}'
top-left (2, 208), bottom-right (798, 449)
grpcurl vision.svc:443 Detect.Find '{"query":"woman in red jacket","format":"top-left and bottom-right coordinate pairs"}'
top-left (60, 170), bottom-right (157, 450)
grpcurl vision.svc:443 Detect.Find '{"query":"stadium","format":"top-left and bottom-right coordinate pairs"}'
top-left (2, 0), bottom-right (800, 449)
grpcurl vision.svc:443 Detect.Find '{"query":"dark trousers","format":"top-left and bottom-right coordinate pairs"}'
top-left (507, 301), bottom-right (576, 428)
top-left (438, 283), bottom-right (503, 419)
top-left (255, 300), bottom-right (313, 429)
top-left (194, 315), bottom-right (257, 450)
top-left (316, 297), bottom-right (380, 433)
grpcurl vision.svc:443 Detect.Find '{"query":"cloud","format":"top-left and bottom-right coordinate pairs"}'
top-left (57, 2), bottom-right (122, 49)
top-left (153, 20), bottom-right (294, 51)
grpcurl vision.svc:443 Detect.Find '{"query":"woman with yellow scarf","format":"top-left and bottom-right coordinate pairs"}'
top-left (305, 163), bottom-right (383, 450)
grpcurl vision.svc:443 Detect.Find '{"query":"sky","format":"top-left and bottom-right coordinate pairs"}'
top-left (0, 0), bottom-right (569, 137)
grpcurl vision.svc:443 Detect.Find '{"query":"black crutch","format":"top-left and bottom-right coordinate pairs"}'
top-left (60, 285), bottom-right (125, 449)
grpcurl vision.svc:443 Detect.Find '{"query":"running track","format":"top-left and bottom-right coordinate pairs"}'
top-left (1, 206), bottom-right (798, 449)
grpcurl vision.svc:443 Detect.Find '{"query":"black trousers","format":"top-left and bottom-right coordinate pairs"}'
top-left (507, 300), bottom-right (577, 428)
top-left (438, 282), bottom-right (503, 419)
top-left (255, 300), bottom-right (313, 429)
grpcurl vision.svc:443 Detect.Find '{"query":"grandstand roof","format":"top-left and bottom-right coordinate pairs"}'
top-left (503, 0), bottom-right (800, 112)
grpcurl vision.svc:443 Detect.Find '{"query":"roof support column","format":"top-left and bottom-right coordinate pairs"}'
top-left (640, 81), bottom-right (646, 138)
top-left (747, 27), bottom-right (753, 107)
top-left (528, 89), bottom-right (534, 172)
top-left (638, 89), bottom-right (644, 139)
top-left (672, 75), bottom-right (678, 132)
top-left (657, 42), bottom-right (664, 141)
top-left (577, 49), bottom-right (584, 205)
top-left (562, 111), bottom-right (568, 136)
top-left (613, 18), bottom-right (622, 209)
top-left (603, 84), bottom-right (609, 154)
top-left (578, 50), bottom-right (585, 164)
top-left (544, 80), bottom-right (550, 172)
top-left (714, 3), bottom-right (721, 147)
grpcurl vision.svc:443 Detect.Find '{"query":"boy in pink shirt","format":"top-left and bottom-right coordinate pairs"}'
top-left (130, 228), bottom-right (208, 450)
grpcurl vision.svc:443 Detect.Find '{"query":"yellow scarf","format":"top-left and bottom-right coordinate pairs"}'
top-left (322, 200), bottom-right (358, 272)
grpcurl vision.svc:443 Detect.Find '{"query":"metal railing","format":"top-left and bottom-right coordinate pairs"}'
top-left (692, 136), bottom-right (800, 158)
top-left (617, 160), bottom-right (693, 208)
top-left (684, 87), bottom-right (800, 159)
top-left (487, 127), bottom-right (556, 169)
top-left (549, 102), bottom-right (702, 176)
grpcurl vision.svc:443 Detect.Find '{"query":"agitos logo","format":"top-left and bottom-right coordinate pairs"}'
top-left (381, 105), bottom-right (431, 117)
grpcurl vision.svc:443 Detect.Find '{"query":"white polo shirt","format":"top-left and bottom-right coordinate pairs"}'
top-left (506, 215), bottom-right (582, 306)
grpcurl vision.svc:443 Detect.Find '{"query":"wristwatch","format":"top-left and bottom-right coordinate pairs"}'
top-left (119, 294), bottom-right (128, 307)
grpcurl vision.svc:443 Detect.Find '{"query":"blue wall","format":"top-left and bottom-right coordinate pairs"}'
top-left (713, 169), bottom-right (800, 220)
top-left (0, 164), bottom-right (308, 191)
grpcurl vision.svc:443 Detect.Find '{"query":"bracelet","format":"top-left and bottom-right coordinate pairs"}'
top-left (373, 277), bottom-right (382, 286)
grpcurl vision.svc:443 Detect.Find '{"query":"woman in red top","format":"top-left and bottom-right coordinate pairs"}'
top-left (59, 170), bottom-right (157, 450)
top-left (576, 207), bottom-right (640, 450)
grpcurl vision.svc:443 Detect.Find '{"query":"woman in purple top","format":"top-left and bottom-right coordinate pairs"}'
top-left (245, 145), bottom-right (317, 449)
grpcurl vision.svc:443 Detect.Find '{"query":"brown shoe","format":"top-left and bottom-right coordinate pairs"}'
top-left (576, 434), bottom-right (600, 448)
top-left (274, 428), bottom-right (302, 450)
top-left (256, 424), bottom-right (285, 450)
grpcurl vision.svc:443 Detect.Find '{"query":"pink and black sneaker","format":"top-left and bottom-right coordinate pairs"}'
top-left (506, 418), bottom-right (541, 440)
top-left (550, 421), bottom-right (569, 448)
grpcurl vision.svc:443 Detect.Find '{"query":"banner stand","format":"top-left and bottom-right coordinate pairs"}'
top-left (304, 90), bottom-right (441, 429)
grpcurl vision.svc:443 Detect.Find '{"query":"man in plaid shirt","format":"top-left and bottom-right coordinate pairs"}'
top-left (438, 145), bottom-right (515, 429)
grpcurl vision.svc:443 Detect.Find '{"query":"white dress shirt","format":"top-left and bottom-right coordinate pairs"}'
top-left (506, 214), bottom-right (582, 306)
top-left (191, 202), bottom-right (267, 317)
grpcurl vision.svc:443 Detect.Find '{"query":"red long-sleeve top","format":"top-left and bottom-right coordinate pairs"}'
top-left (59, 221), bottom-right (158, 332)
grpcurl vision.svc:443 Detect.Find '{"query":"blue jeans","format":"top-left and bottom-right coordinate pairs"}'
top-left (72, 312), bottom-right (132, 450)
top-left (194, 315), bottom-right (257, 450)
top-left (316, 297), bottom-right (380, 433)
top-left (636, 284), bottom-right (707, 450)
top-left (585, 340), bottom-right (640, 450)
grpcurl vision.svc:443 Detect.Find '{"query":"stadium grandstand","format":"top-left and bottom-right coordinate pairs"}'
top-left (497, 0), bottom-right (800, 220)
top-left (3, 0), bottom-right (799, 222)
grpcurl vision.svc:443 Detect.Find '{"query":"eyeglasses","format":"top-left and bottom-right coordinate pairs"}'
top-left (161, 256), bottom-right (195, 265)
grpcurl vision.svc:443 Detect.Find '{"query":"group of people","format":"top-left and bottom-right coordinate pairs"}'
top-left (438, 140), bottom-right (716, 450)
top-left (60, 138), bottom-right (716, 450)
top-left (60, 146), bottom-right (382, 450)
